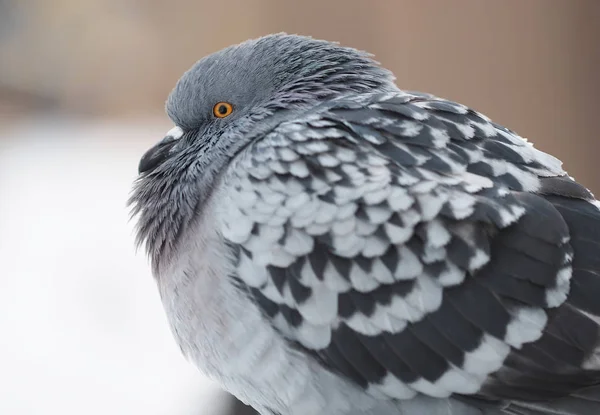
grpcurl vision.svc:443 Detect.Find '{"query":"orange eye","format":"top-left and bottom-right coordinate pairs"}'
top-left (213, 102), bottom-right (233, 118)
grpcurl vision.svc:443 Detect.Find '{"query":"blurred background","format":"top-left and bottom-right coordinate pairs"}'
top-left (0, 1), bottom-right (599, 414)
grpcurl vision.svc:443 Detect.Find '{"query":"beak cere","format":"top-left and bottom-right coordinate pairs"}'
top-left (138, 126), bottom-right (184, 174)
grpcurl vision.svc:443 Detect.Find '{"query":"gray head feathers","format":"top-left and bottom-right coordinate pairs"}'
top-left (167, 33), bottom-right (396, 129)
top-left (129, 33), bottom-right (398, 272)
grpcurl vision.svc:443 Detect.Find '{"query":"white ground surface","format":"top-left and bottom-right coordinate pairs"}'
top-left (0, 117), bottom-right (228, 415)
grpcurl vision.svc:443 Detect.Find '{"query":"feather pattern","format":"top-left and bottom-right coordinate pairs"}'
top-left (130, 34), bottom-right (600, 415)
top-left (216, 91), bottom-right (600, 413)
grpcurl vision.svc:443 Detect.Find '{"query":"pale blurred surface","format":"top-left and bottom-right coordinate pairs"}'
top-left (0, 119), bottom-right (229, 415)
top-left (0, 1), bottom-right (599, 414)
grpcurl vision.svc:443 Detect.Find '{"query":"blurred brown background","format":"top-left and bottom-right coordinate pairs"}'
top-left (1, 0), bottom-right (599, 189)
top-left (0, 1), bottom-right (598, 415)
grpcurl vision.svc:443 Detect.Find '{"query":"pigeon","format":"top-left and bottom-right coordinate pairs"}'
top-left (129, 34), bottom-right (600, 415)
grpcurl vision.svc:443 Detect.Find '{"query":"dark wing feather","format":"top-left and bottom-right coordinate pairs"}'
top-left (221, 92), bottom-right (600, 409)
top-left (480, 193), bottom-right (600, 414)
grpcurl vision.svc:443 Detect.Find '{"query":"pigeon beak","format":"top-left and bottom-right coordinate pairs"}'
top-left (138, 126), bottom-right (184, 174)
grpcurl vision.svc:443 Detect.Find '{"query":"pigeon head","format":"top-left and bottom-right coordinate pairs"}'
top-left (129, 34), bottom-right (396, 268)
top-left (165, 33), bottom-right (396, 131)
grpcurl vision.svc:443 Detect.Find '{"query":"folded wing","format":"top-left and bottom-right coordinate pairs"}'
top-left (220, 92), bottom-right (600, 413)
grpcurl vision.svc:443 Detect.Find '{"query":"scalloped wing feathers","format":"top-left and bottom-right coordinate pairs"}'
top-left (215, 92), bottom-right (600, 414)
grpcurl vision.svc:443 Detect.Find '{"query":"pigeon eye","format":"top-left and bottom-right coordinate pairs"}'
top-left (213, 102), bottom-right (234, 118)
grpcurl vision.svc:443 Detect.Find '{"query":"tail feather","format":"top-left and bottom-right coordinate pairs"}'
top-left (499, 192), bottom-right (600, 414)
top-left (505, 385), bottom-right (600, 415)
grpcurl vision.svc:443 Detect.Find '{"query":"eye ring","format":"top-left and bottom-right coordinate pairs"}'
top-left (213, 102), bottom-right (234, 118)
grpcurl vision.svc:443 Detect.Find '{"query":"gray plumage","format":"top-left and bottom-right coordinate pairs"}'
top-left (129, 34), bottom-right (600, 415)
